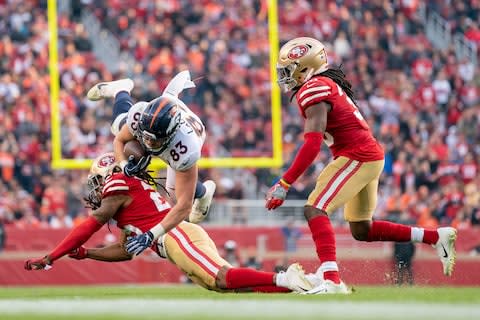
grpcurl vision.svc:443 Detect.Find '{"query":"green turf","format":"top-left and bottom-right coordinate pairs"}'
top-left (1, 285), bottom-right (479, 302)
top-left (1, 285), bottom-right (479, 320)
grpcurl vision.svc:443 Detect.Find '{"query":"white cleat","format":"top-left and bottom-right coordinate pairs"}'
top-left (433, 227), bottom-right (457, 276)
top-left (303, 279), bottom-right (351, 295)
top-left (189, 180), bottom-right (216, 224)
top-left (305, 272), bottom-right (323, 288)
top-left (283, 263), bottom-right (314, 293)
top-left (87, 78), bottom-right (134, 101)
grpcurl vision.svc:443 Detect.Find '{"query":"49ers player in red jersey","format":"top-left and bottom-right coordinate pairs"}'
top-left (266, 37), bottom-right (457, 294)
top-left (24, 153), bottom-right (312, 293)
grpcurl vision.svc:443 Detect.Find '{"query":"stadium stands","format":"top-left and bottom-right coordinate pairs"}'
top-left (0, 0), bottom-right (479, 232)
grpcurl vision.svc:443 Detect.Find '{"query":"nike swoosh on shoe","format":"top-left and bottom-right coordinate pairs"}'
top-left (441, 244), bottom-right (448, 258)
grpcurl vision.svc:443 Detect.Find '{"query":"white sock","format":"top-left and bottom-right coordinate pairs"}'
top-left (411, 227), bottom-right (424, 243)
top-left (275, 272), bottom-right (288, 288)
top-left (319, 261), bottom-right (339, 273)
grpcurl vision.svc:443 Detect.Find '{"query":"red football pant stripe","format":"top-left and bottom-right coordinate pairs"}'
top-left (312, 159), bottom-right (354, 209)
top-left (321, 161), bottom-right (362, 210)
top-left (169, 228), bottom-right (220, 278)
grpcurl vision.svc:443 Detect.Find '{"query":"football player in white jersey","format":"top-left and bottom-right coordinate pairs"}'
top-left (86, 71), bottom-right (216, 247)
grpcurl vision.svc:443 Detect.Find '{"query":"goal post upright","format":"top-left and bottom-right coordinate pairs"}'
top-left (48, 0), bottom-right (283, 170)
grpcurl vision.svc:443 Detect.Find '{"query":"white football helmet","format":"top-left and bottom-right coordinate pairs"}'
top-left (277, 37), bottom-right (328, 92)
top-left (85, 152), bottom-right (117, 209)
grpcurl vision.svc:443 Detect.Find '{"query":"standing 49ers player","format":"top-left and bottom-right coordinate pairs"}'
top-left (24, 153), bottom-right (312, 293)
top-left (265, 37), bottom-right (457, 294)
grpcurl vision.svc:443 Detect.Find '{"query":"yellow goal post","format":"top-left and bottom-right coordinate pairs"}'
top-left (48, 0), bottom-right (282, 169)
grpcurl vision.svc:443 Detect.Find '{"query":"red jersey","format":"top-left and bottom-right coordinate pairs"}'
top-left (295, 75), bottom-right (384, 161)
top-left (102, 172), bottom-right (171, 235)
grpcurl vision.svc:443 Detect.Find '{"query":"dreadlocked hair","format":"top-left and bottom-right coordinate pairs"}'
top-left (289, 65), bottom-right (356, 104)
top-left (135, 169), bottom-right (171, 198)
top-left (319, 65), bottom-right (356, 102)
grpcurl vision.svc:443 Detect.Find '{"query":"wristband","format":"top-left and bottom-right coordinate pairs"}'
top-left (279, 178), bottom-right (291, 188)
top-left (119, 160), bottom-right (128, 170)
top-left (150, 224), bottom-right (166, 239)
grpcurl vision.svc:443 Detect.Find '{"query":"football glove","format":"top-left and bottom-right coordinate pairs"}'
top-left (124, 154), bottom-right (152, 177)
top-left (125, 231), bottom-right (154, 255)
top-left (24, 256), bottom-right (53, 270)
top-left (68, 246), bottom-right (88, 260)
top-left (265, 178), bottom-right (290, 210)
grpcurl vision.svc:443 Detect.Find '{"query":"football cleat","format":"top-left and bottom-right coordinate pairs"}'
top-left (87, 78), bottom-right (134, 101)
top-left (433, 227), bottom-right (457, 276)
top-left (189, 180), bottom-right (216, 224)
top-left (304, 269), bottom-right (324, 288)
top-left (303, 279), bottom-right (351, 295)
top-left (283, 263), bottom-right (314, 293)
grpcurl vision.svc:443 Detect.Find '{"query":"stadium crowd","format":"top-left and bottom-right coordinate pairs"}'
top-left (0, 0), bottom-right (479, 230)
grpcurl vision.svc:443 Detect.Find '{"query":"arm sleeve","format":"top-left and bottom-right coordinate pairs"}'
top-left (48, 216), bottom-right (103, 261)
top-left (282, 132), bottom-right (323, 185)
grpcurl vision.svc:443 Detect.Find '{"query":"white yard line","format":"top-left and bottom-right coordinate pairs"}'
top-left (0, 299), bottom-right (478, 319)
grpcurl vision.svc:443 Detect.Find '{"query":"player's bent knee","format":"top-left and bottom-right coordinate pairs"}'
top-left (304, 205), bottom-right (327, 221)
top-left (349, 220), bottom-right (371, 241)
top-left (215, 265), bottom-right (231, 289)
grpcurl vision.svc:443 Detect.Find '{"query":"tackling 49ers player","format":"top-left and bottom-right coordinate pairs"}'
top-left (266, 37), bottom-right (457, 294)
top-left (24, 153), bottom-right (312, 293)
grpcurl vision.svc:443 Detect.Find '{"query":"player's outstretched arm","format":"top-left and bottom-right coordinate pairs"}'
top-left (69, 232), bottom-right (133, 262)
top-left (126, 165), bottom-right (197, 256)
top-left (68, 232), bottom-right (133, 262)
top-left (266, 104), bottom-right (328, 210)
top-left (70, 243), bottom-right (133, 262)
top-left (24, 195), bottom-right (128, 270)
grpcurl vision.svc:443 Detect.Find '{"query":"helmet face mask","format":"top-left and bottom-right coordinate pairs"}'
top-left (85, 153), bottom-right (116, 210)
top-left (138, 97), bottom-right (181, 155)
top-left (276, 63), bottom-right (299, 92)
top-left (277, 37), bottom-right (328, 92)
top-left (139, 130), bottom-right (169, 152)
top-left (85, 174), bottom-right (104, 210)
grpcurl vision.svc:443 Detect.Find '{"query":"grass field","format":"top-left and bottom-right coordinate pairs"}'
top-left (1, 285), bottom-right (479, 320)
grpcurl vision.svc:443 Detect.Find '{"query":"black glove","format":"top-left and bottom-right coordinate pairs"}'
top-left (124, 154), bottom-right (152, 177)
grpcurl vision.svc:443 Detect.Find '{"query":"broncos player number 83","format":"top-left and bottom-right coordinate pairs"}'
top-left (85, 71), bottom-right (216, 256)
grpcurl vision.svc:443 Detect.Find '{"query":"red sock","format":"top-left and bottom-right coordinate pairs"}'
top-left (366, 221), bottom-right (411, 242)
top-left (252, 286), bottom-right (290, 293)
top-left (423, 229), bottom-right (439, 245)
top-left (308, 215), bottom-right (340, 284)
top-left (225, 268), bottom-right (275, 289)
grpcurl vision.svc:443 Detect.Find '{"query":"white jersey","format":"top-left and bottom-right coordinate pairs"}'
top-left (126, 98), bottom-right (205, 171)
top-left (126, 101), bottom-right (148, 134)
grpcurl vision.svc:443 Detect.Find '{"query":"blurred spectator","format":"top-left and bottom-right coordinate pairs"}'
top-left (281, 217), bottom-right (302, 254)
top-left (222, 240), bottom-right (241, 267)
top-left (243, 246), bottom-right (263, 270)
top-left (273, 256), bottom-right (289, 273)
top-left (393, 240), bottom-right (416, 285)
top-left (389, 212), bottom-right (416, 286)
